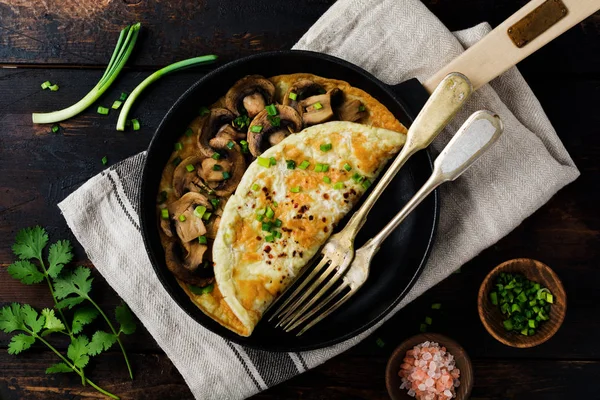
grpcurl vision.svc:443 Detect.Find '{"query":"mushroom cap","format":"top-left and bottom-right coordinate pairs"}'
top-left (164, 240), bottom-right (214, 286)
top-left (298, 88), bottom-right (341, 126)
top-left (205, 134), bottom-right (247, 197)
top-left (225, 75), bottom-right (275, 117)
top-left (247, 105), bottom-right (303, 157)
top-left (197, 108), bottom-right (236, 158)
top-left (172, 156), bottom-right (211, 198)
top-left (283, 79), bottom-right (325, 110)
top-left (168, 192), bottom-right (211, 243)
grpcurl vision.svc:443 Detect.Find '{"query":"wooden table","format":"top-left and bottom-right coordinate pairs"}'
top-left (1, 1), bottom-right (599, 398)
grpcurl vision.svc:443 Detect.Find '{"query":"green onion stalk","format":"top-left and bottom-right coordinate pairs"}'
top-left (32, 23), bottom-right (141, 124)
top-left (116, 55), bottom-right (218, 131)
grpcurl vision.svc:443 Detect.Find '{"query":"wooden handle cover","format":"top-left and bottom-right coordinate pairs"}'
top-left (424, 0), bottom-right (600, 92)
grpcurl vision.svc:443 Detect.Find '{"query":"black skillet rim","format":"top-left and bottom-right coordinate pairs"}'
top-left (139, 49), bottom-right (439, 352)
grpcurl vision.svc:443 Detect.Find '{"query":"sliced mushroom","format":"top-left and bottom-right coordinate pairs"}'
top-left (225, 75), bottom-right (276, 118)
top-left (216, 124), bottom-right (246, 141)
top-left (298, 88), bottom-right (341, 126)
top-left (160, 217), bottom-right (175, 238)
top-left (247, 105), bottom-right (303, 157)
top-left (205, 216), bottom-right (221, 239)
top-left (172, 156), bottom-right (211, 198)
top-left (199, 134), bottom-right (246, 196)
top-left (165, 241), bottom-right (214, 286)
top-left (336, 98), bottom-right (368, 122)
top-left (197, 108), bottom-right (236, 158)
top-left (168, 192), bottom-right (212, 243)
top-left (283, 79), bottom-right (326, 110)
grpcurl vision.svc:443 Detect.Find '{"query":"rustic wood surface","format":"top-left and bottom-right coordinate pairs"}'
top-left (1, 0), bottom-right (599, 399)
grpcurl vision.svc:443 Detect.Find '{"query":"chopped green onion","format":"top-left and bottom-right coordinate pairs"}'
top-left (41, 81), bottom-right (52, 90)
top-left (286, 160), bottom-right (296, 169)
top-left (199, 106), bottom-right (210, 116)
top-left (298, 160), bottom-right (310, 170)
top-left (425, 316), bottom-right (432, 325)
top-left (256, 214), bottom-right (264, 222)
top-left (431, 303), bottom-right (442, 310)
top-left (188, 283), bottom-right (214, 295)
top-left (240, 140), bottom-right (249, 153)
top-left (251, 183), bottom-right (260, 191)
top-left (503, 319), bottom-right (513, 331)
top-left (97, 106), bottom-right (110, 115)
top-left (323, 176), bottom-right (331, 184)
top-left (119, 92), bottom-right (128, 101)
top-left (315, 164), bottom-right (323, 172)
top-left (490, 292), bottom-right (498, 305)
top-left (34, 24), bottom-right (141, 124)
top-left (343, 163), bottom-right (352, 171)
top-left (178, 215), bottom-right (186, 222)
top-left (49, 84), bottom-right (59, 92)
top-left (184, 128), bottom-right (194, 137)
top-left (172, 156), bottom-right (182, 166)
top-left (174, 142), bottom-right (183, 151)
top-left (250, 125), bottom-right (263, 133)
top-left (265, 207), bottom-right (274, 219)
top-left (322, 164), bottom-right (329, 172)
top-left (320, 143), bottom-right (332, 152)
top-left (313, 102), bottom-right (323, 110)
top-left (101, 156), bottom-right (108, 165)
top-left (116, 54), bottom-right (217, 130)
top-left (268, 115), bottom-right (281, 127)
top-left (375, 338), bottom-right (385, 348)
top-left (272, 201), bottom-right (278, 207)
top-left (222, 171), bottom-right (231, 180)
top-left (273, 230), bottom-right (282, 239)
top-left (546, 293), bottom-right (554, 304)
top-left (131, 118), bottom-right (141, 131)
top-left (112, 100), bottom-right (123, 109)
top-left (290, 186), bottom-right (300, 193)
top-left (265, 104), bottom-right (278, 116)
top-left (257, 157), bottom-right (271, 168)
top-left (194, 206), bottom-right (207, 218)
top-left (528, 319), bottom-right (537, 329)
top-left (358, 104), bottom-right (366, 112)
top-left (265, 234), bottom-right (275, 243)
top-left (362, 179), bottom-right (372, 189)
top-left (161, 208), bottom-right (169, 219)
top-left (334, 182), bottom-right (344, 190)
top-left (419, 323), bottom-right (427, 333)
top-left (262, 222), bottom-right (272, 232)
top-left (269, 157), bottom-right (277, 166)
top-left (212, 152), bottom-right (221, 160)
top-left (198, 236), bottom-right (208, 244)
top-left (233, 114), bottom-right (250, 129)
top-left (212, 164), bottom-right (223, 171)
top-left (226, 140), bottom-right (235, 149)
top-left (352, 173), bottom-right (365, 183)
top-left (51, 124), bottom-right (60, 133)
top-left (185, 164), bottom-right (195, 172)
top-left (202, 212), bottom-right (212, 221)
top-left (288, 92), bottom-right (297, 101)
top-left (274, 219), bottom-right (282, 227)
top-left (210, 198), bottom-right (220, 209)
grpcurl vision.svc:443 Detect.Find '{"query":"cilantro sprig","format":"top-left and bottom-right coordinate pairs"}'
top-left (3, 226), bottom-right (138, 399)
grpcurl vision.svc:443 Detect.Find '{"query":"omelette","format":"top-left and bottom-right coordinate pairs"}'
top-left (213, 122), bottom-right (406, 335)
top-left (157, 73), bottom-right (407, 336)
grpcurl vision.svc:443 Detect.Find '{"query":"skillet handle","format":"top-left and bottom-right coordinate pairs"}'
top-left (424, 0), bottom-right (600, 92)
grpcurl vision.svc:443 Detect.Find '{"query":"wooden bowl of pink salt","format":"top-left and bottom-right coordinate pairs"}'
top-left (385, 333), bottom-right (473, 400)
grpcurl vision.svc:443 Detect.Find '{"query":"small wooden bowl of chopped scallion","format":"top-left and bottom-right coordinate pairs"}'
top-left (478, 258), bottom-right (566, 348)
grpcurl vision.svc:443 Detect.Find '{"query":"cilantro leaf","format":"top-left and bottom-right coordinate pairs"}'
top-left (72, 307), bottom-right (99, 335)
top-left (56, 297), bottom-right (86, 310)
top-left (87, 331), bottom-right (117, 356)
top-left (54, 266), bottom-right (93, 300)
top-left (115, 304), bottom-right (136, 335)
top-left (41, 308), bottom-right (65, 336)
top-left (46, 363), bottom-right (73, 374)
top-left (0, 303), bottom-right (24, 333)
top-left (21, 304), bottom-right (44, 334)
top-left (8, 333), bottom-right (35, 355)
top-left (7, 260), bottom-right (44, 284)
top-left (67, 335), bottom-right (90, 369)
top-left (47, 240), bottom-right (73, 278)
top-left (12, 226), bottom-right (48, 261)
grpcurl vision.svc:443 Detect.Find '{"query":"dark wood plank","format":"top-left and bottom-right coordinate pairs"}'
top-left (1, 351), bottom-right (599, 399)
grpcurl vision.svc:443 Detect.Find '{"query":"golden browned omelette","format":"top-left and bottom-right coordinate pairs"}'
top-left (157, 73), bottom-right (407, 336)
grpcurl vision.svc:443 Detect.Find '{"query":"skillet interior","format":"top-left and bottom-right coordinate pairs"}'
top-left (140, 50), bottom-right (438, 351)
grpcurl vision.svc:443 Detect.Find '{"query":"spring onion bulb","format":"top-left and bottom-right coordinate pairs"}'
top-left (116, 55), bottom-right (218, 131)
top-left (32, 23), bottom-right (141, 124)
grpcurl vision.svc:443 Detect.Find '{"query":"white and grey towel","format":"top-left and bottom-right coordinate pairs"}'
top-left (58, 0), bottom-right (579, 398)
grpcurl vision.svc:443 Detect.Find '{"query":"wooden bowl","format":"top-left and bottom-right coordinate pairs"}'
top-left (385, 333), bottom-right (473, 400)
top-left (478, 258), bottom-right (566, 348)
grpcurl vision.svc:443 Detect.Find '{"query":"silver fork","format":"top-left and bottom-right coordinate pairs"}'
top-left (287, 110), bottom-right (504, 335)
top-left (269, 73), bottom-right (473, 328)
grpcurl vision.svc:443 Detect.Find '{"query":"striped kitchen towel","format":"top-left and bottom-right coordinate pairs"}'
top-left (58, 0), bottom-right (579, 398)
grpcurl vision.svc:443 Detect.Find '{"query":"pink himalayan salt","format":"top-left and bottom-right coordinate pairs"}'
top-left (398, 341), bottom-right (461, 400)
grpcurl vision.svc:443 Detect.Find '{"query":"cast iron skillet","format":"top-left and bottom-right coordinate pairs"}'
top-left (139, 50), bottom-right (439, 352)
